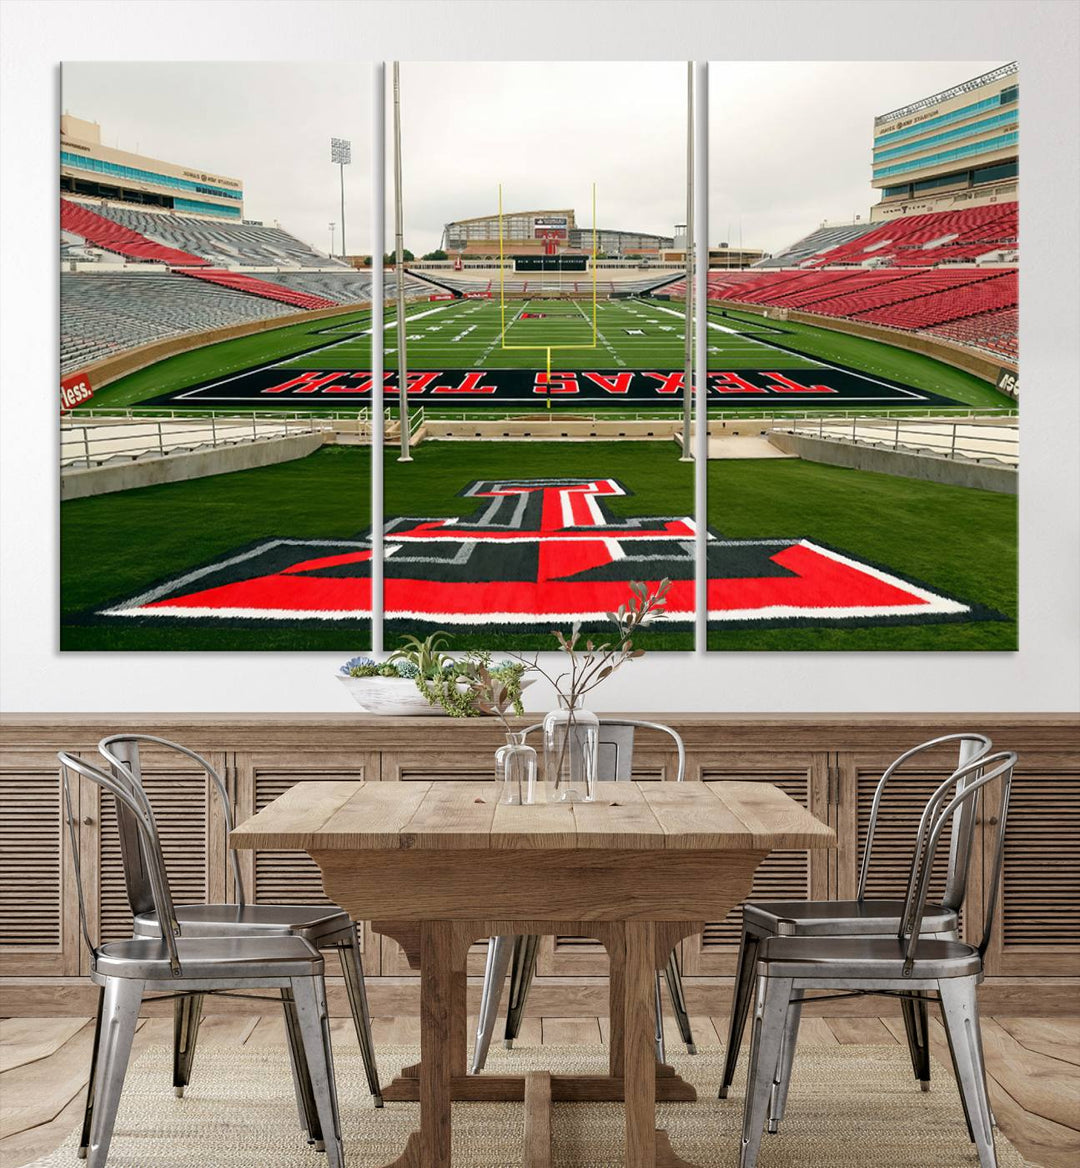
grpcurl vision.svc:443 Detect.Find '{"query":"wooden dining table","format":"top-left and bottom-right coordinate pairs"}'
top-left (230, 778), bottom-right (835, 1168)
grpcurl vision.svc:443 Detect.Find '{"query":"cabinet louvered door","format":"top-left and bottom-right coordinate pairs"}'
top-left (0, 754), bottom-right (80, 975)
top-left (84, 749), bottom-right (228, 971)
top-left (234, 752), bottom-right (380, 976)
top-left (982, 753), bottom-right (1080, 976)
top-left (680, 752), bottom-right (829, 975)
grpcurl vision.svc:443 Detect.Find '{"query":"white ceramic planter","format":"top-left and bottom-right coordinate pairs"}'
top-left (338, 675), bottom-right (442, 715)
top-left (338, 674), bottom-right (534, 716)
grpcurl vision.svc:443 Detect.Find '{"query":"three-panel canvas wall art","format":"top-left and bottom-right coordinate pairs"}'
top-left (59, 60), bottom-right (1019, 653)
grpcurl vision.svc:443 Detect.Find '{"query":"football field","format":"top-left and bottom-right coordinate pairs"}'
top-left (58, 439), bottom-right (1013, 658)
top-left (64, 292), bottom-right (1016, 654)
top-left (118, 295), bottom-right (1012, 412)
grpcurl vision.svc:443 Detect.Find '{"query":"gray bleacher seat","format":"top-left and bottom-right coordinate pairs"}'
top-left (60, 271), bottom-right (294, 375)
top-left (268, 270), bottom-right (374, 303)
top-left (89, 206), bottom-right (349, 269)
top-left (755, 223), bottom-right (878, 268)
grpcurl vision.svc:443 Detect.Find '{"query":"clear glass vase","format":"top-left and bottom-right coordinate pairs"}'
top-left (495, 731), bottom-right (538, 805)
top-left (543, 696), bottom-right (599, 803)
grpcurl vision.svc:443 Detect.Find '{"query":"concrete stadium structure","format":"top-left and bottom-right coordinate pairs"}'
top-left (871, 62), bottom-right (1018, 221)
top-left (442, 208), bottom-right (673, 258)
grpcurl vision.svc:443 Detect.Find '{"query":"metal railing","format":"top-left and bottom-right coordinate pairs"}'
top-left (74, 406), bottom-right (371, 423)
top-left (783, 416), bottom-right (1019, 465)
top-left (61, 414), bottom-right (334, 469)
top-left (381, 405), bottom-right (1017, 424)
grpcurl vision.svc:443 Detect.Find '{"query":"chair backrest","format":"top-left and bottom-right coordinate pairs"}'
top-left (57, 751), bottom-right (183, 975)
top-left (523, 718), bottom-right (685, 782)
top-left (98, 735), bottom-right (246, 911)
top-left (858, 733), bottom-right (992, 910)
top-left (898, 750), bottom-right (1016, 969)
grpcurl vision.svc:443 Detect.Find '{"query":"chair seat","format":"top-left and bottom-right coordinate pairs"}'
top-left (745, 898), bottom-right (958, 937)
top-left (133, 903), bottom-right (351, 941)
top-left (758, 935), bottom-right (982, 980)
top-left (94, 935), bottom-right (324, 980)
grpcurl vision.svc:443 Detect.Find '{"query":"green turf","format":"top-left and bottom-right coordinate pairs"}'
top-left (60, 446), bottom-right (371, 651)
top-left (382, 439), bottom-right (694, 652)
top-left (79, 309), bottom-right (377, 411)
top-left (707, 306), bottom-right (1011, 410)
top-left (284, 297), bottom-right (689, 372)
top-left (384, 442), bottom-right (1014, 652)
top-left (706, 459), bottom-right (1016, 650)
top-left (61, 438), bottom-right (1014, 652)
top-left (82, 295), bottom-right (1014, 417)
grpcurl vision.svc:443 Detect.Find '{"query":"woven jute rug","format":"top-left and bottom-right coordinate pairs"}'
top-left (31, 1042), bottom-right (1029, 1167)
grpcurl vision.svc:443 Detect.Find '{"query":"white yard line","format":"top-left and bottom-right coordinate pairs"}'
top-left (171, 304), bottom-right (457, 399)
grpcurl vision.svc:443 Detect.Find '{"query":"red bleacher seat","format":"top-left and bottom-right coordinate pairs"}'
top-left (926, 307), bottom-right (1018, 359)
top-left (855, 271), bottom-right (1016, 330)
top-left (61, 199), bottom-right (207, 266)
top-left (804, 203), bottom-right (1017, 268)
top-left (176, 268), bottom-right (336, 311)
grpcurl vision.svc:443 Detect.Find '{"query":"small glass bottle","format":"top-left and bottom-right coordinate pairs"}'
top-left (543, 696), bottom-right (599, 803)
top-left (495, 730), bottom-right (538, 805)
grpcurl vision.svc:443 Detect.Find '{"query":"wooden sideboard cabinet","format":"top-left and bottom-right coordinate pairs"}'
top-left (1, 713), bottom-right (1077, 1015)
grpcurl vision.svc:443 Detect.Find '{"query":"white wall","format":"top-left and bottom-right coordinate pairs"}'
top-left (2, 1), bottom-right (1077, 714)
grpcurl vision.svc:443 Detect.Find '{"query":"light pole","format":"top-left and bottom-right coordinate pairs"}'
top-left (393, 62), bottom-right (412, 462)
top-left (330, 137), bottom-right (351, 259)
top-left (328, 221), bottom-right (336, 258)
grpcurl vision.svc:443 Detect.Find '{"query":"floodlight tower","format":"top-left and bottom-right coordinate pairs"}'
top-left (330, 137), bottom-right (351, 258)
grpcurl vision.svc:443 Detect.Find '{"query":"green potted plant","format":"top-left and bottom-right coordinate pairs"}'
top-left (338, 634), bottom-right (531, 717)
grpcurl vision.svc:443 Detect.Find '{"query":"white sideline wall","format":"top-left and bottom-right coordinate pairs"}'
top-left (1, 1), bottom-right (1077, 714)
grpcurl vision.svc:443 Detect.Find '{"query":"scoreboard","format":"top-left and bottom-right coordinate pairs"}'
top-left (514, 255), bottom-right (589, 272)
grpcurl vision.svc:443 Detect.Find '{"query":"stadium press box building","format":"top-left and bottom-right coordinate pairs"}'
top-left (60, 114), bottom-right (244, 221)
top-left (871, 62), bottom-right (1018, 221)
top-left (442, 209), bottom-right (674, 258)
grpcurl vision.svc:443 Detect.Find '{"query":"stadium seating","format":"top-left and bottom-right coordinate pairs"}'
top-left (268, 270), bottom-right (375, 303)
top-left (926, 307), bottom-right (1018, 359)
top-left (699, 264), bottom-right (1017, 358)
top-left (800, 270), bottom-right (996, 317)
top-left (61, 199), bottom-right (207, 266)
top-left (88, 204), bottom-right (347, 268)
top-left (175, 268), bottom-right (337, 310)
top-left (60, 272), bottom-right (295, 374)
top-left (855, 270), bottom-right (1017, 329)
top-left (754, 222), bottom-right (878, 268)
top-left (803, 202), bottom-right (1017, 268)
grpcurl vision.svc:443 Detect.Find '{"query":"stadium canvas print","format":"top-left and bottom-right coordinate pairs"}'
top-left (58, 58), bottom-right (1017, 653)
top-left (381, 61), bottom-right (697, 651)
top-left (59, 62), bottom-right (376, 651)
top-left (702, 60), bottom-right (1017, 650)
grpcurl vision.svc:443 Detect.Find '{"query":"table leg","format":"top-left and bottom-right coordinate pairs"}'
top-left (624, 921), bottom-right (704, 1168)
top-left (381, 919), bottom-right (467, 1168)
top-left (624, 919), bottom-right (657, 1167)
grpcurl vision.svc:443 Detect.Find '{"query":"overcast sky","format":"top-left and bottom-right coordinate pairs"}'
top-left (62, 62), bottom-right (373, 256)
top-left (62, 59), bottom-right (1008, 259)
top-left (394, 61), bottom-right (686, 254)
top-left (710, 61), bottom-right (1006, 252)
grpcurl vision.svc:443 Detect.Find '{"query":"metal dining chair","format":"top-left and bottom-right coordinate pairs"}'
top-left (738, 750), bottom-right (1015, 1168)
top-left (84, 733), bottom-right (380, 1141)
top-left (719, 732), bottom-right (992, 1102)
top-left (58, 752), bottom-right (345, 1168)
top-left (472, 719), bottom-right (694, 1073)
